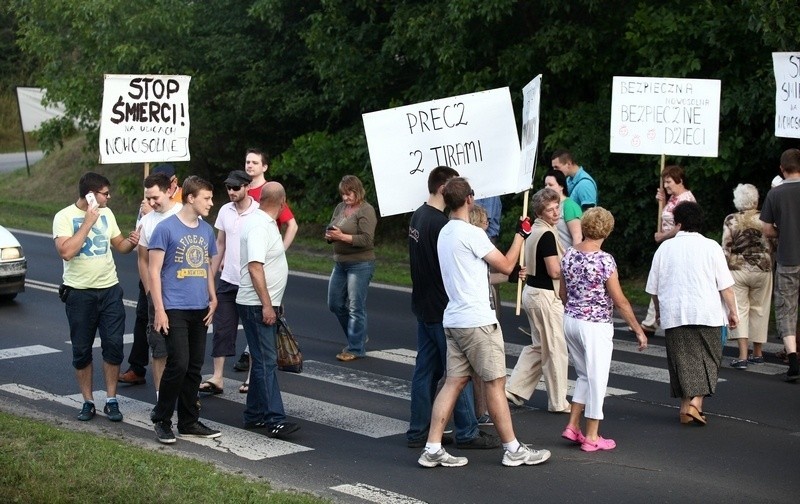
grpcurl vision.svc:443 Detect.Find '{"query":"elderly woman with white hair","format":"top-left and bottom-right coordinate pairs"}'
top-left (722, 184), bottom-right (774, 369)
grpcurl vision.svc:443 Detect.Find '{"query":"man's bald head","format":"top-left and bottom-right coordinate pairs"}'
top-left (259, 181), bottom-right (286, 217)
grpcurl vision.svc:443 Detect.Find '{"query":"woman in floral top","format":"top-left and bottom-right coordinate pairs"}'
top-left (559, 208), bottom-right (647, 452)
top-left (722, 184), bottom-right (774, 369)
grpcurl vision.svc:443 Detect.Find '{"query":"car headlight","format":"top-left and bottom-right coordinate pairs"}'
top-left (1, 246), bottom-right (22, 260)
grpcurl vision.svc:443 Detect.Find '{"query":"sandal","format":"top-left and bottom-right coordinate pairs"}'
top-left (238, 382), bottom-right (249, 394)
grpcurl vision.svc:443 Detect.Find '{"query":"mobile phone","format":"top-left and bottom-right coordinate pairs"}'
top-left (85, 192), bottom-right (98, 209)
top-left (326, 225), bottom-right (336, 231)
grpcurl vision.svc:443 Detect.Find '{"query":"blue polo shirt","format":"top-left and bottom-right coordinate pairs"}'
top-left (566, 166), bottom-right (597, 210)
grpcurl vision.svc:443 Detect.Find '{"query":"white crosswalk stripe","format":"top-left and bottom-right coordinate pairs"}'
top-left (0, 345), bottom-right (60, 360)
top-left (0, 383), bottom-right (312, 459)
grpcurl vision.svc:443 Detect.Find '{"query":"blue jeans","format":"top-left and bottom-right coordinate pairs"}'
top-left (151, 309), bottom-right (207, 429)
top-left (407, 320), bottom-right (478, 444)
top-left (237, 304), bottom-right (286, 426)
top-left (327, 260), bottom-right (374, 356)
top-left (65, 284), bottom-right (125, 369)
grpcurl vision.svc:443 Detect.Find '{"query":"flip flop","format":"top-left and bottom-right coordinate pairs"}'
top-left (198, 380), bottom-right (223, 395)
top-left (238, 382), bottom-right (249, 394)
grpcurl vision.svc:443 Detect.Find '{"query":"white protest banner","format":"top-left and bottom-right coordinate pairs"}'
top-left (519, 75), bottom-right (542, 189)
top-left (15, 87), bottom-right (69, 132)
top-left (773, 52), bottom-right (800, 139)
top-left (362, 87), bottom-right (521, 217)
top-left (609, 76), bottom-right (720, 157)
top-left (99, 74), bottom-right (191, 164)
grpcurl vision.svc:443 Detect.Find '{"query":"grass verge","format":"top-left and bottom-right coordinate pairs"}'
top-left (0, 411), bottom-right (325, 503)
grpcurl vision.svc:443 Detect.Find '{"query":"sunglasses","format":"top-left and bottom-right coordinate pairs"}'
top-left (226, 185), bottom-right (245, 191)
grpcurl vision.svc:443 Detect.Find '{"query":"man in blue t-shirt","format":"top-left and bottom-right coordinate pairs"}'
top-left (551, 149), bottom-right (597, 211)
top-left (148, 176), bottom-right (220, 444)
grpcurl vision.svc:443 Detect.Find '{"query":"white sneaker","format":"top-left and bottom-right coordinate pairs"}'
top-left (418, 448), bottom-right (468, 468)
top-left (502, 444), bottom-right (551, 467)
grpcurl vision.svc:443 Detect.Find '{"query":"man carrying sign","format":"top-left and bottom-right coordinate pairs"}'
top-left (551, 149), bottom-right (597, 210)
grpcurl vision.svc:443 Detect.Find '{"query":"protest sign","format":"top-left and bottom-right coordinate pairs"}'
top-left (99, 74), bottom-right (191, 164)
top-left (519, 75), bottom-right (542, 189)
top-left (773, 52), bottom-right (800, 139)
top-left (609, 76), bottom-right (720, 157)
top-left (15, 87), bottom-right (69, 132)
top-left (362, 87), bottom-right (521, 217)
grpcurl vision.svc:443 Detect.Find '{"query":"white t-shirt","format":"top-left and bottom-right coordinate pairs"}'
top-left (645, 231), bottom-right (734, 329)
top-left (236, 209), bottom-right (288, 307)
top-left (438, 219), bottom-right (497, 328)
top-left (138, 202), bottom-right (182, 248)
top-left (214, 197), bottom-right (259, 286)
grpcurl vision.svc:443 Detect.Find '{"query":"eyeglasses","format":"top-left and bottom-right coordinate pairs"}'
top-left (95, 190), bottom-right (110, 197)
top-left (226, 185), bottom-right (244, 191)
top-left (469, 189), bottom-right (475, 197)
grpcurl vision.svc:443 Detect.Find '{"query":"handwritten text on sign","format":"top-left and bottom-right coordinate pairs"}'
top-left (99, 74), bottom-right (191, 164)
top-left (363, 87), bottom-right (521, 217)
top-left (609, 76), bottom-right (720, 157)
top-left (773, 52), bottom-right (800, 139)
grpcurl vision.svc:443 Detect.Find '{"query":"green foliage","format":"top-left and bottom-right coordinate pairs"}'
top-left (6, 0), bottom-right (797, 265)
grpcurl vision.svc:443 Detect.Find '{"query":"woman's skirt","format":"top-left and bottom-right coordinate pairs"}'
top-left (664, 325), bottom-right (723, 398)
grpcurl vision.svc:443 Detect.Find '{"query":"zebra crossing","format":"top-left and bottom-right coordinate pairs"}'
top-left (0, 333), bottom-right (789, 503)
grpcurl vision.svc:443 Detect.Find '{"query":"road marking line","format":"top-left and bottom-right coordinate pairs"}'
top-left (0, 345), bottom-right (61, 360)
top-left (217, 377), bottom-right (407, 438)
top-left (0, 383), bottom-right (312, 460)
top-left (331, 483), bottom-right (426, 504)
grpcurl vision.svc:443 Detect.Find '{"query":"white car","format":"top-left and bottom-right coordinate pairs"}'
top-left (0, 225), bottom-right (26, 301)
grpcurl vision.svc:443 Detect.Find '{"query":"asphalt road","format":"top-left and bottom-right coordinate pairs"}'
top-left (0, 151), bottom-right (44, 173)
top-left (1, 229), bottom-right (798, 503)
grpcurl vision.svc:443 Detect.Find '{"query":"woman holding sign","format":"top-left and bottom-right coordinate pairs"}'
top-left (324, 175), bottom-right (378, 362)
top-left (639, 165), bottom-right (696, 334)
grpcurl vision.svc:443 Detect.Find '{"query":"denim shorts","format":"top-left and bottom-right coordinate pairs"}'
top-left (65, 284), bottom-right (125, 369)
top-left (774, 264), bottom-right (800, 338)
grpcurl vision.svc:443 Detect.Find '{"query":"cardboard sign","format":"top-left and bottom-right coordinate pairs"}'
top-left (362, 87), bottom-right (521, 217)
top-left (519, 75), bottom-right (542, 190)
top-left (99, 74), bottom-right (191, 164)
top-left (610, 76), bottom-right (720, 157)
top-left (773, 52), bottom-right (800, 139)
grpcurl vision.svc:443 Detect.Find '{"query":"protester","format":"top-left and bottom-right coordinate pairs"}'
top-left (128, 172), bottom-right (183, 400)
top-left (325, 175), bottom-right (378, 362)
top-left (760, 148), bottom-right (800, 382)
top-left (543, 169), bottom-right (582, 249)
top-left (236, 182), bottom-right (299, 437)
top-left (646, 202), bottom-right (738, 425)
top-left (200, 170), bottom-right (259, 395)
top-left (722, 184), bottom-right (773, 369)
top-left (640, 165), bottom-right (696, 334)
top-left (418, 177), bottom-right (551, 468)
top-left (551, 149), bottom-right (597, 210)
top-left (53, 172), bottom-right (140, 422)
top-left (149, 176), bottom-right (220, 443)
top-left (406, 167), bottom-right (500, 449)
top-left (560, 207), bottom-right (647, 451)
top-left (506, 188), bottom-right (570, 414)
top-left (237, 148), bottom-right (299, 374)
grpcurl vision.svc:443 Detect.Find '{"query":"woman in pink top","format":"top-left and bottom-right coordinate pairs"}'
top-left (559, 208), bottom-right (647, 452)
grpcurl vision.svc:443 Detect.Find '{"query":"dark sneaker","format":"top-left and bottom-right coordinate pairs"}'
top-left (418, 448), bottom-right (468, 468)
top-left (477, 413), bottom-right (493, 426)
top-left (456, 430), bottom-right (501, 449)
top-left (786, 366), bottom-right (800, 382)
top-left (747, 355), bottom-right (765, 365)
top-left (178, 421), bottom-right (221, 439)
top-left (233, 352), bottom-right (250, 372)
top-left (154, 421), bottom-right (176, 444)
top-left (268, 422), bottom-right (300, 439)
top-left (77, 401), bottom-right (95, 421)
top-left (407, 434), bottom-right (453, 448)
top-left (118, 369), bottom-right (146, 385)
top-left (730, 358), bottom-right (748, 370)
top-left (103, 401), bottom-right (123, 422)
